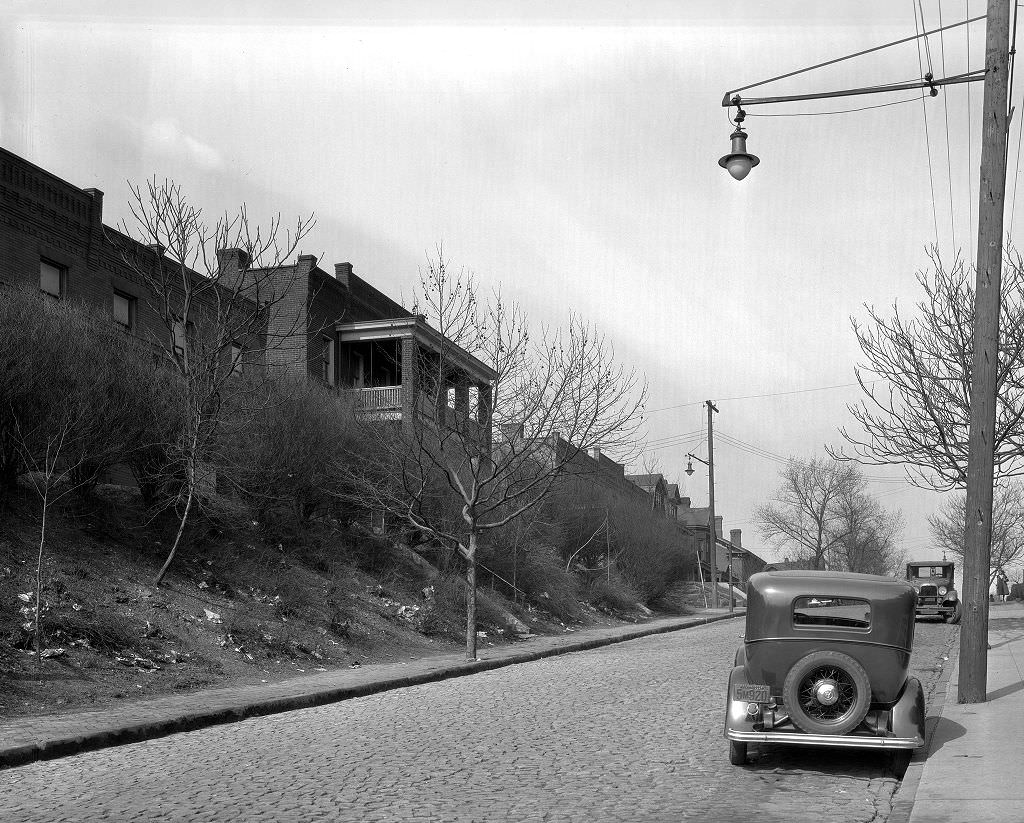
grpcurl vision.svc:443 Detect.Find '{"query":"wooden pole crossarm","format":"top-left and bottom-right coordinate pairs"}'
top-left (721, 70), bottom-right (986, 108)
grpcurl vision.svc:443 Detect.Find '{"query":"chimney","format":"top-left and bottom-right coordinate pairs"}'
top-left (83, 187), bottom-right (104, 225)
top-left (499, 422), bottom-right (524, 443)
top-left (591, 446), bottom-right (602, 462)
top-left (216, 248), bottom-right (251, 276)
top-left (334, 262), bottom-right (353, 288)
top-left (730, 529), bottom-right (742, 547)
top-left (681, 497), bottom-right (691, 508)
top-left (714, 515), bottom-right (723, 538)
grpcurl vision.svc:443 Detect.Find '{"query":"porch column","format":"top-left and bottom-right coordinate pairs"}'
top-left (401, 336), bottom-right (416, 429)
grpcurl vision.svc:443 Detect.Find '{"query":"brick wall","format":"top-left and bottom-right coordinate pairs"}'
top-left (1, 147), bottom-right (263, 364)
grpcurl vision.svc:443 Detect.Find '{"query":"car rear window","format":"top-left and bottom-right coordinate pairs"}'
top-left (792, 596), bottom-right (871, 629)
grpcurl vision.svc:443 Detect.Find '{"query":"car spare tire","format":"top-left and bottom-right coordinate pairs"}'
top-left (783, 650), bottom-right (872, 736)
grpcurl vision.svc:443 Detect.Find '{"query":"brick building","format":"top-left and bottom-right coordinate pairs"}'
top-left (1, 144), bottom-right (493, 447)
top-left (0, 147), bottom-right (266, 371)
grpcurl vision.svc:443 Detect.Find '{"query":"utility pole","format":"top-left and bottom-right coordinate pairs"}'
top-left (960, 0), bottom-right (1012, 704)
top-left (707, 400), bottom-right (719, 609)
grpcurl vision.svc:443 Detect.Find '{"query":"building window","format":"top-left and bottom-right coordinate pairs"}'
top-left (323, 337), bottom-right (335, 386)
top-left (229, 342), bottom-right (244, 376)
top-left (172, 319), bottom-right (187, 358)
top-left (112, 290), bottom-right (135, 330)
top-left (40, 259), bottom-right (64, 298)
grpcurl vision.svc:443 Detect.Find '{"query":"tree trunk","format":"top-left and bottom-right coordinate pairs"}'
top-left (465, 531), bottom-right (478, 661)
top-left (35, 486), bottom-right (48, 672)
top-left (155, 454), bottom-right (197, 587)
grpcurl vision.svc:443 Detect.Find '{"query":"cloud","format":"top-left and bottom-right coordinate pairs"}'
top-left (139, 117), bottom-right (224, 172)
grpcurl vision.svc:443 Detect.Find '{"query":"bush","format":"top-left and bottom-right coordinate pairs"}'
top-left (47, 608), bottom-right (139, 653)
top-left (478, 539), bottom-right (582, 622)
top-left (217, 374), bottom-right (360, 527)
top-left (584, 577), bottom-right (640, 613)
top-left (0, 285), bottom-right (171, 500)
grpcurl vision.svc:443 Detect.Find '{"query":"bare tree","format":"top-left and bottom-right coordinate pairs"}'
top-left (928, 483), bottom-right (1024, 583)
top-left (835, 248), bottom-right (1024, 490)
top-left (830, 490), bottom-right (904, 576)
top-left (110, 179), bottom-right (315, 585)
top-left (349, 254), bottom-right (646, 659)
top-left (756, 458), bottom-right (862, 570)
top-left (5, 292), bottom-right (153, 665)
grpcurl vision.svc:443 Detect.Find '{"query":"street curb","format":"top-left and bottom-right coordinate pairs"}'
top-left (0, 611), bottom-right (742, 770)
top-left (886, 627), bottom-right (959, 823)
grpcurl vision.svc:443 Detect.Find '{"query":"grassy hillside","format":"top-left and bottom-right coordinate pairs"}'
top-left (0, 485), bottom-right (670, 719)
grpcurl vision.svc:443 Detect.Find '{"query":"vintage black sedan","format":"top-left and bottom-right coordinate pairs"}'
top-left (725, 570), bottom-right (925, 766)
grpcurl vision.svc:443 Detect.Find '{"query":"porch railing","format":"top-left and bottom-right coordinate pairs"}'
top-left (353, 385), bottom-right (403, 410)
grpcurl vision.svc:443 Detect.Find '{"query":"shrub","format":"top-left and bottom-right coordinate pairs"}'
top-left (0, 285), bottom-right (171, 500)
top-left (585, 577), bottom-right (641, 613)
top-left (217, 374), bottom-right (360, 527)
top-left (47, 608), bottom-right (139, 653)
top-left (478, 538), bottom-right (581, 622)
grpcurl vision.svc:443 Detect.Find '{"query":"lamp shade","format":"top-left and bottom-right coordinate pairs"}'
top-left (718, 128), bottom-right (760, 181)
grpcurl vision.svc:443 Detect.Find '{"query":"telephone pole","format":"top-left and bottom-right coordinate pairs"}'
top-left (959, 0), bottom-right (1012, 704)
top-left (707, 401), bottom-right (719, 609)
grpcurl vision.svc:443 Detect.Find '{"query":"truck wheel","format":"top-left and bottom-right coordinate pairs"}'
top-left (946, 602), bottom-right (962, 624)
top-left (729, 741), bottom-right (748, 765)
top-left (783, 650), bottom-right (872, 736)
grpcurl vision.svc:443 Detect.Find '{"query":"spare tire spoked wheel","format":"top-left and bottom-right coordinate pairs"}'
top-left (783, 650), bottom-right (872, 736)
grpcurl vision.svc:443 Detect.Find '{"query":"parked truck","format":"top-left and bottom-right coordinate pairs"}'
top-left (905, 560), bottom-right (961, 623)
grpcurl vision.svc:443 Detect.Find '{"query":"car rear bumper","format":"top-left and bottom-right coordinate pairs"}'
top-left (725, 729), bottom-right (923, 749)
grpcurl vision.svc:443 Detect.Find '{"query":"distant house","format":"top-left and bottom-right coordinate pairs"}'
top-left (626, 473), bottom-right (668, 515)
top-left (672, 495), bottom-right (766, 585)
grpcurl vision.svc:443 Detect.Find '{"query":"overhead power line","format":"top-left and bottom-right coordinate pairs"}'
top-left (647, 379), bottom-right (880, 414)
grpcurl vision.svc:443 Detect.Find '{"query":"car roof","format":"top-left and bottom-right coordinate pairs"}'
top-left (747, 570), bottom-right (915, 600)
top-left (907, 560), bottom-right (952, 566)
top-left (745, 570), bottom-right (917, 647)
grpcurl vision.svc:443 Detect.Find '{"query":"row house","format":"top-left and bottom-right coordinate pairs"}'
top-left (0, 147), bottom-right (264, 370)
top-left (0, 145), bottom-right (493, 451)
top-left (672, 492), bottom-right (766, 585)
top-left (225, 248), bottom-right (496, 441)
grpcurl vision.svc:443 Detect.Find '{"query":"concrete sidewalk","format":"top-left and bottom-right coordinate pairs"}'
top-left (0, 608), bottom-right (741, 770)
top-left (895, 601), bottom-right (1024, 823)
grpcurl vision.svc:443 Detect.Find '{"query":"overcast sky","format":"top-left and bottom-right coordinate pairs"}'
top-left (2, 1), bottom-right (1013, 565)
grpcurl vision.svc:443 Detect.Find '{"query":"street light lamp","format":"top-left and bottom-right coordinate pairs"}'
top-left (685, 399), bottom-right (725, 611)
top-left (718, 100), bottom-right (759, 181)
top-left (686, 452), bottom-right (735, 614)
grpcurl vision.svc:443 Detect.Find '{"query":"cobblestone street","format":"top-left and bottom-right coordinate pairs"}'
top-left (0, 618), bottom-right (956, 823)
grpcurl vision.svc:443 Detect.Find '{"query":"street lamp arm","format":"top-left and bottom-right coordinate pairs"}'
top-left (722, 13), bottom-right (985, 102)
top-left (722, 69), bottom-right (985, 109)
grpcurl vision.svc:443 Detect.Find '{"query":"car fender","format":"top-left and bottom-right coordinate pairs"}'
top-left (890, 676), bottom-right (926, 746)
top-left (944, 587), bottom-right (959, 603)
top-left (724, 665), bottom-right (758, 737)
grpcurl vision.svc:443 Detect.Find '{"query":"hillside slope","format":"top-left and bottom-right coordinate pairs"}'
top-left (0, 486), bottom-right (664, 719)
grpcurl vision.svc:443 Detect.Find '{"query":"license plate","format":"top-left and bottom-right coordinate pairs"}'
top-left (734, 683), bottom-right (770, 703)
